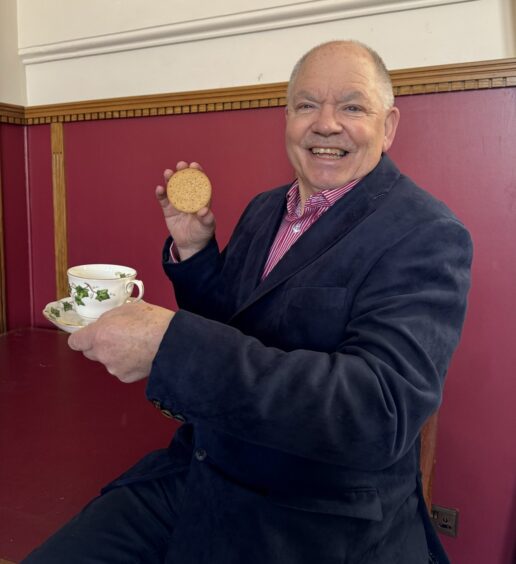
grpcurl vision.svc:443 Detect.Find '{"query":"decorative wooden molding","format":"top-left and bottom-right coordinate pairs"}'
top-left (19, 0), bottom-right (474, 65)
top-left (50, 123), bottom-right (69, 300)
top-left (0, 58), bottom-right (509, 125)
top-left (0, 102), bottom-right (25, 125)
top-left (24, 82), bottom-right (288, 125)
top-left (391, 57), bottom-right (516, 95)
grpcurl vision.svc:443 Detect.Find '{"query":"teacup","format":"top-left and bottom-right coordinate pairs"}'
top-left (67, 264), bottom-right (144, 320)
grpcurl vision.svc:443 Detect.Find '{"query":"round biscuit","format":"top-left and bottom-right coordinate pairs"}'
top-left (167, 168), bottom-right (212, 213)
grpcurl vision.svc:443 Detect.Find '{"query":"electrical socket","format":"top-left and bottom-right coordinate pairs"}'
top-left (431, 504), bottom-right (459, 537)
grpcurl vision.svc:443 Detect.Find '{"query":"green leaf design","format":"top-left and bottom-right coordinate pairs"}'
top-left (62, 301), bottom-right (74, 312)
top-left (50, 307), bottom-right (60, 318)
top-left (74, 285), bottom-right (90, 306)
top-left (95, 289), bottom-right (111, 302)
top-left (116, 272), bottom-right (128, 278)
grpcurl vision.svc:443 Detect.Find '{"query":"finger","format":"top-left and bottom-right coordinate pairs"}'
top-left (175, 161), bottom-right (189, 171)
top-left (198, 211), bottom-right (216, 231)
top-left (189, 162), bottom-right (204, 171)
top-left (156, 185), bottom-right (182, 217)
top-left (156, 184), bottom-right (168, 205)
top-left (196, 206), bottom-right (214, 221)
top-left (68, 325), bottom-right (94, 352)
top-left (82, 349), bottom-right (100, 362)
top-left (163, 168), bottom-right (174, 182)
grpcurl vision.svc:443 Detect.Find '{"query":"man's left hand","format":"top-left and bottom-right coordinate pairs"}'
top-left (68, 301), bottom-right (174, 383)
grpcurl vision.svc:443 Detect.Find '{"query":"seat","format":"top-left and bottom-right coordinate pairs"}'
top-left (419, 411), bottom-right (439, 512)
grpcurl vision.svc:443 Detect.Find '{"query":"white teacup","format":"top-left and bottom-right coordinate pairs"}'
top-left (67, 264), bottom-right (144, 320)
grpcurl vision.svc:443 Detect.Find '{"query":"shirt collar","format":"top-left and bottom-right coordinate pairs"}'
top-left (285, 178), bottom-right (361, 218)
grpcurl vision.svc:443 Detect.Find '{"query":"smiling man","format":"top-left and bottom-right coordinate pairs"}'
top-left (285, 41), bottom-right (399, 203)
top-left (24, 41), bottom-right (472, 564)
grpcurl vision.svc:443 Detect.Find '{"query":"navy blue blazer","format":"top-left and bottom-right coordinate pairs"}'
top-left (110, 155), bottom-right (472, 563)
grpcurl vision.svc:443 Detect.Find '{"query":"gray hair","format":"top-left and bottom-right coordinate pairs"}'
top-left (286, 40), bottom-right (394, 109)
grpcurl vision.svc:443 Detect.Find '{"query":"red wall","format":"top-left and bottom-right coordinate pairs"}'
top-left (390, 88), bottom-right (516, 564)
top-left (26, 125), bottom-right (55, 328)
top-left (3, 87), bottom-right (516, 563)
top-left (0, 123), bottom-right (31, 328)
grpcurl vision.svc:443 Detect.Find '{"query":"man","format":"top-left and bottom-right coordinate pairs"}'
top-left (24, 40), bottom-right (472, 563)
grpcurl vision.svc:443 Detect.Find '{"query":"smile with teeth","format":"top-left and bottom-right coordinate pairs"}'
top-left (310, 147), bottom-right (347, 158)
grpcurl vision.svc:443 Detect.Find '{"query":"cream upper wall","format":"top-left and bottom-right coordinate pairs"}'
top-left (3, 0), bottom-right (516, 106)
top-left (0, 0), bottom-right (27, 105)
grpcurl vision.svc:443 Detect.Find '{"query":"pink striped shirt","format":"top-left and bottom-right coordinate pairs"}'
top-left (261, 179), bottom-right (360, 279)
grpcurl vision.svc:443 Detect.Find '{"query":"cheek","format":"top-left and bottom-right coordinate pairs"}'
top-left (359, 124), bottom-right (386, 150)
top-left (285, 116), bottom-right (311, 145)
top-left (285, 124), bottom-right (300, 147)
top-left (285, 130), bottom-right (306, 163)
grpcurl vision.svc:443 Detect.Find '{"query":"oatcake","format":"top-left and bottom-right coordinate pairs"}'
top-left (167, 168), bottom-right (212, 213)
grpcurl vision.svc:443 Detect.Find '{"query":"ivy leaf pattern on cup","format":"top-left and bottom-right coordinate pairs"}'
top-left (70, 280), bottom-right (113, 307)
top-left (95, 289), bottom-right (111, 302)
top-left (74, 285), bottom-right (90, 306)
top-left (50, 307), bottom-right (60, 318)
top-left (62, 301), bottom-right (74, 312)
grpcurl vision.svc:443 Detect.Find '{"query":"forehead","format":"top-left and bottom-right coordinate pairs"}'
top-left (291, 46), bottom-right (380, 102)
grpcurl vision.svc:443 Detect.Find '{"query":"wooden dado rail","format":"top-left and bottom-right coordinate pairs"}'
top-left (0, 57), bottom-right (515, 333)
top-left (1, 58), bottom-right (516, 125)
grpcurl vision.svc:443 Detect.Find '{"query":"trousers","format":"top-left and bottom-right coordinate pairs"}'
top-left (21, 469), bottom-right (189, 564)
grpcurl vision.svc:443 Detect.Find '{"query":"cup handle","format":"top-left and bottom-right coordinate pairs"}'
top-left (125, 279), bottom-right (144, 302)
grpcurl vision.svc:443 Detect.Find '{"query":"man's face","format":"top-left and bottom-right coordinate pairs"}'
top-left (285, 45), bottom-right (399, 201)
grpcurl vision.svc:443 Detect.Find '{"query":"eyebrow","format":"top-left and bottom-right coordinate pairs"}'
top-left (337, 90), bottom-right (370, 104)
top-left (292, 89), bottom-right (370, 104)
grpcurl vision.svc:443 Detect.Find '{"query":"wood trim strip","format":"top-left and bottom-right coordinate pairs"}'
top-left (50, 123), bottom-right (69, 300)
top-left (24, 83), bottom-right (289, 125)
top-left (420, 411), bottom-right (439, 512)
top-left (391, 57), bottom-right (516, 95)
top-left (0, 58), bottom-right (511, 125)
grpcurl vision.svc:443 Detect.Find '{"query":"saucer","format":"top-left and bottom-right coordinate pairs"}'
top-left (43, 298), bottom-right (94, 333)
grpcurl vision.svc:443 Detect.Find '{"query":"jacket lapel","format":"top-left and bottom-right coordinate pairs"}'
top-left (231, 155), bottom-right (401, 317)
top-left (230, 185), bottom-right (289, 304)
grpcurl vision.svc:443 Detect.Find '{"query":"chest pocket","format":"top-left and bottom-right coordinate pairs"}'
top-left (277, 287), bottom-right (349, 351)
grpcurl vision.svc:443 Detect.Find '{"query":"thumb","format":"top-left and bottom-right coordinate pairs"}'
top-left (68, 325), bottom-right (94, 352)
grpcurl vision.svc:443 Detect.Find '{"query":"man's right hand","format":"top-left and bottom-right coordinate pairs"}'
top-left (156, 161), bottom-right (216, 261)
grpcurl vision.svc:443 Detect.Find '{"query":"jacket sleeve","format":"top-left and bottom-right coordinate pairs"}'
top-left (161, 192), bottom-right (265, 321)
top-left (147, 216), bottom-right (473, 471)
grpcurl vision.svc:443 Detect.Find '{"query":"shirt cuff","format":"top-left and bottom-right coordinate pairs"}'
top-left (169, 242), bottom-right (181, 263)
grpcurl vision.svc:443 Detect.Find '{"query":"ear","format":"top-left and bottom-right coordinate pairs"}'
top-left (382, 106), bottom-right (400, 152)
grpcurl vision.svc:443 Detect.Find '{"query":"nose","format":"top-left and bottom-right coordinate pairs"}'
top-left (311, 104), bottom-right (343, 136)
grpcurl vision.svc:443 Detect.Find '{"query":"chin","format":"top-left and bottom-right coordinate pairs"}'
top-left (309, 176), bottom-right (352, 192)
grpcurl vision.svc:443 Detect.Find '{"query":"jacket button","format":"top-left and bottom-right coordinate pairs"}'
top-left (195, 448), bottom-right (207, 461)
top-left (160, 408), bottom-right (173, 419)
top-left (173, 413), bottom-right (186, 423)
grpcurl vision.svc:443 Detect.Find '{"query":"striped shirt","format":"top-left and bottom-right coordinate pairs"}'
top-left (261, 179), bottom-right (360, 279)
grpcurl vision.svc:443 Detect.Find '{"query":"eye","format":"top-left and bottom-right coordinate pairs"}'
top-left (296, 102), bottom-right (315, 111)
top-left (344, 105), bottom-right (363, 113)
